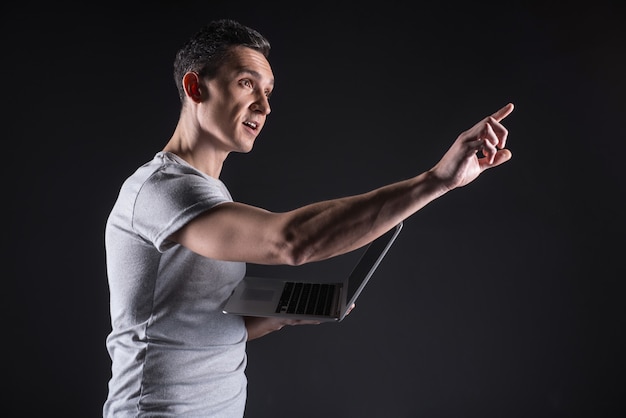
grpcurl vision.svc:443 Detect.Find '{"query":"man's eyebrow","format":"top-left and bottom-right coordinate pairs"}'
top-left (236, 68), bottom-right (274, 88)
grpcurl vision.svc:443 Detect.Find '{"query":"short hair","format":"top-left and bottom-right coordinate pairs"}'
top-left (173, 19), bottom-right (271, 103)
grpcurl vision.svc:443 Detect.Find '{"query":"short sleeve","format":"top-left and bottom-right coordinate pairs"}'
top-left (132, 163), bottom-right (232, 252)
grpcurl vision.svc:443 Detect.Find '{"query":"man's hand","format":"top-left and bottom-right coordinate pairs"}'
top-left (430, 103), bottom-right (514, 191)
top-left (244, 316), bottom-right (321, 340)
top-left (244, 304), bottom-right (356, 340)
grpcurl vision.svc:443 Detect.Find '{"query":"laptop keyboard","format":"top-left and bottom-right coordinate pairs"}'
top-left (275, 282), bottom-right (335, 315)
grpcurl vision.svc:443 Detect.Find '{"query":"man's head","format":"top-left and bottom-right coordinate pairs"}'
top-left (173, 19), bottom-right (271, 103)
top-left (171, 20), bottom-right (274, 158)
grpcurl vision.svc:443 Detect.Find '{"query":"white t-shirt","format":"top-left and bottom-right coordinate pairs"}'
top-left (103, 152), bottom-right (248, 417)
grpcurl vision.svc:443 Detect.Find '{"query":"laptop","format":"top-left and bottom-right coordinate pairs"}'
top-left (222, 222), bottom-right (402, 322)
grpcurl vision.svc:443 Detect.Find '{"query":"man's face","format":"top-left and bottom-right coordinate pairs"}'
top-left (199, 46), bottom-right (274, 154)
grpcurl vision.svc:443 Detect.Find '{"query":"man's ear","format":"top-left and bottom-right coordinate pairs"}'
top-left (182, 72), bottom-right (204, 103)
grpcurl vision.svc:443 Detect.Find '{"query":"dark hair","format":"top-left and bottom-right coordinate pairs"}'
top-left (173, 19), bottom-right (271, 103)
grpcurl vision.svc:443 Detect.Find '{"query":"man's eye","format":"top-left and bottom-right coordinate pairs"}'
top-left (240, 79), bottom-right (252, 88)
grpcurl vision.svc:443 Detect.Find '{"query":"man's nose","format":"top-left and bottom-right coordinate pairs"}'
top-left (251, 96), bottom-right (271, 115)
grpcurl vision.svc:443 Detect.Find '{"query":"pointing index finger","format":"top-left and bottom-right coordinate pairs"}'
top-left (491, 103), bottom-right (514, 122)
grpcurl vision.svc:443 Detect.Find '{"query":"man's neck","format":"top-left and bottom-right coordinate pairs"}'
top-left (163, 120), bottom-right (228, 179)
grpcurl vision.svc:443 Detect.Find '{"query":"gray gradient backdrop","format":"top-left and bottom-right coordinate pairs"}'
top-left (6, 2), bottom-right (625, 417)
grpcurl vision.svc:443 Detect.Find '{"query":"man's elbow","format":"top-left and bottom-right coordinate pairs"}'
top-left (274, 241), bottom-right (311, 266)
top-left (274, 229), bottom-right (316, 266)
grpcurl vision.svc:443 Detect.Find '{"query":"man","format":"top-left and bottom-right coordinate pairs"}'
top-left (103, 19), bottom-right (514, 417)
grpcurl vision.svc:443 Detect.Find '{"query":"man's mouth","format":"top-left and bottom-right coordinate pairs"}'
top-left (243, 121), bottom-right (258, 130)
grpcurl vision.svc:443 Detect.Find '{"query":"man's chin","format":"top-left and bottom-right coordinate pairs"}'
top-left (234, 143), bottom-right (255, 154)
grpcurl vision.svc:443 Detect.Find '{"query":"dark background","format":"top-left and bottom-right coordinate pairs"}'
top-left (6, 1), bottom-right (625, 417)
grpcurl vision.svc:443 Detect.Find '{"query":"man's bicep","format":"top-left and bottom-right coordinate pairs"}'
top-left (169, 202), bottom-right (291, 264)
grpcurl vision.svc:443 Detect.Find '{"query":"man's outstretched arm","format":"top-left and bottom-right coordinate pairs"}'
top-left (171, 103), bottom-right (514, 266)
